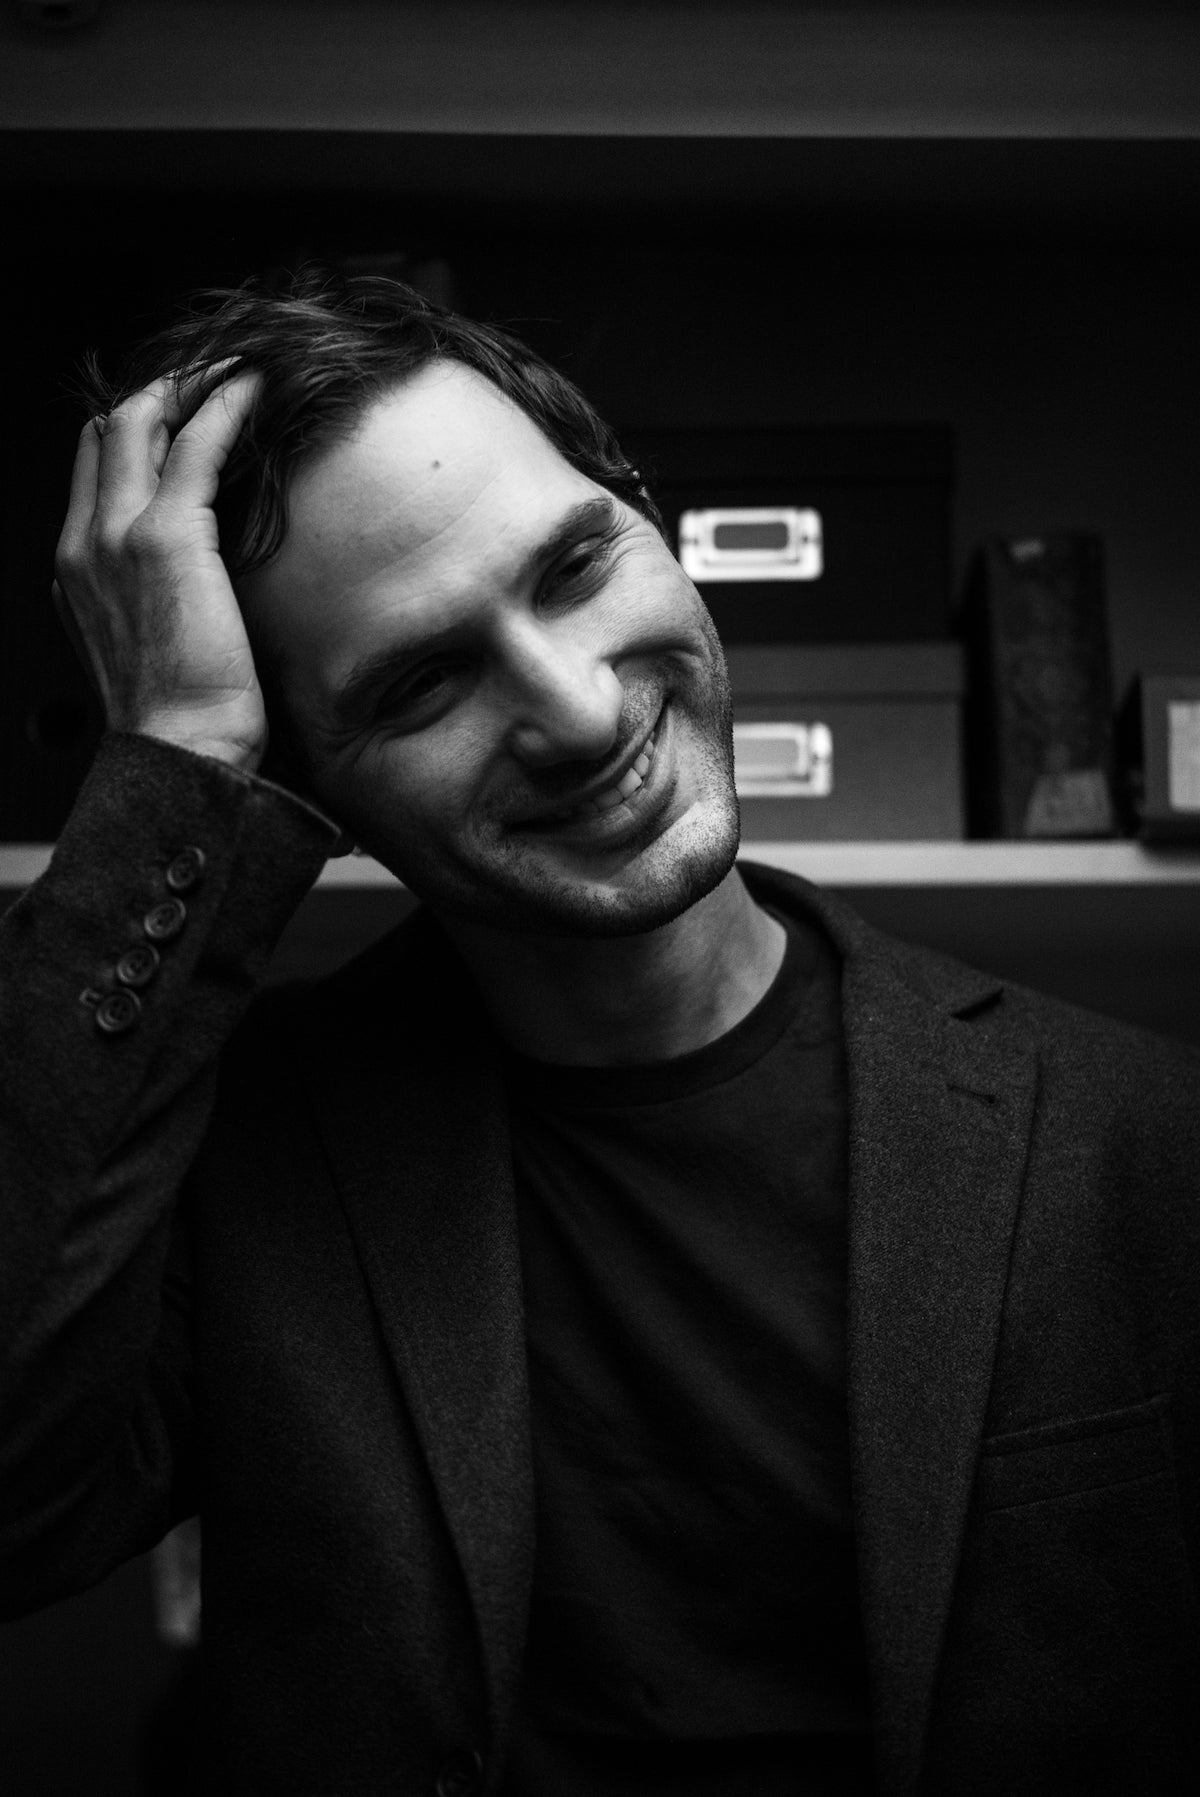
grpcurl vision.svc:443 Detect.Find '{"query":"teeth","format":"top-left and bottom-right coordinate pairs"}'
top-left (591, 784), bottom-right (626, 812)
top-left (543, 721), bottom-right (661, 825)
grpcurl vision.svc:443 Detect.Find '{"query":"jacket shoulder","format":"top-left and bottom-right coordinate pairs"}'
top-left (740, 857), bottom-right (1200, 1093)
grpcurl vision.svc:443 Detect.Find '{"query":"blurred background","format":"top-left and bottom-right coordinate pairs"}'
top-left (2, 2), bottom-right (1200, 1790)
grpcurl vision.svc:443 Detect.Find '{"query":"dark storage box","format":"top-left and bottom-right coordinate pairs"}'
top-left (959, 533), bottom-right (1117, 839)
top-left (729, 643), bottom-right (965, 840)
top-left (624, 425), bottom-right (954, 643)
top-left (1117, 674), bottom-right (1200, 842)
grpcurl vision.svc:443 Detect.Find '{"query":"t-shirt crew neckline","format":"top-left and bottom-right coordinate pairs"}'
top-left (501, 909), bottom-right (833, 1110)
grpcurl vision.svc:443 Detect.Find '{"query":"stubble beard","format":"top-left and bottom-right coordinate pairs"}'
top-left (406, 635), bottom-right (741, 940)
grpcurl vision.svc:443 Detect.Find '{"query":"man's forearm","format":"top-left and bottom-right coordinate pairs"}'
top-left (0, 731), bottom-right (336, 1610)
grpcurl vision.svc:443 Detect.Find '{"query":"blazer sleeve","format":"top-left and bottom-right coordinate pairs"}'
top-left (0, 731), bottom-right (337, 1616)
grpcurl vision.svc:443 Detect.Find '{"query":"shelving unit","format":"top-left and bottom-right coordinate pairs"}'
top-left (4, 9), bottom-right (1200, 839)
top-left (1, 0), bottom-right (1198, 1004)
top-left (0, 5), bottom-right (1195, 1041)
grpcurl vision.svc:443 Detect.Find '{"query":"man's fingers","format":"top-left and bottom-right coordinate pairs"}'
top-left (155, 368), bottom-right (263, 511)
top-left (163, 355), bottom-right (242, 431)
top-left (93, 378), bottom-right (177, 524)
top-left (81, 365), bottom-right (257, 546)
top-left (55, 417), bottom-right (103, 569)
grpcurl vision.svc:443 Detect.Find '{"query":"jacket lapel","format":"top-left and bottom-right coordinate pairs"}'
top-left (290, 916), bottom-right (534, 1748)
top-left (830, 901), bottom-right (1036, 1796)
top-left (743, 865), bottom-right (1037, 1795)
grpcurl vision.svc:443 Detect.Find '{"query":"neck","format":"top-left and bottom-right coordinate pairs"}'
top-left (443, 868), bottom-right (786, 1066)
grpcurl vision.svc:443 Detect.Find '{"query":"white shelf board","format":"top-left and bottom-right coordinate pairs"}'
top-left (736, 840), bottom-right (1200, 886)
top-left (6, 840), bottom-right (1200, 892)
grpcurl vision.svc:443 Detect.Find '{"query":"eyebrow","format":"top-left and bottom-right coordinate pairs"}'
top-left (529, 493), bottom-right (619, 578)
top-left (325, 492), bottom-right (622, 727)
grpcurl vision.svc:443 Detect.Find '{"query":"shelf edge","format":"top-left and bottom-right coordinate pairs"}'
top-left (6, 840), bottom-right (1200, 892)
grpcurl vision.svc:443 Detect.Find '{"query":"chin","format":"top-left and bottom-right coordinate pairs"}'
top-left (419, 793), bottom-right (742, 940)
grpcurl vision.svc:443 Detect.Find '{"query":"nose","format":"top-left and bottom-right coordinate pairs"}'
top-left (502, 620), bottom-right (625, 768)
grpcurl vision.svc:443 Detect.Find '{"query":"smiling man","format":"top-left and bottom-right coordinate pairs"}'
top-left (242, 357), bottom-right (779, 1057)
top-left (2, 272), bottom-right (1200, 1797)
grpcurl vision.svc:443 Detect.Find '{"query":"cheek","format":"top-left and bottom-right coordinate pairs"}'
top-left (599, 558), bottom-right (714, 673)
top-left (642, 552), bottom-right (716, 643)
top-left (334, 730), bottom-right (487, 842)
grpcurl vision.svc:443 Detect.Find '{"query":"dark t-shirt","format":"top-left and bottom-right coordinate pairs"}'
top-left (500, 912), bottom-right (875, 1796)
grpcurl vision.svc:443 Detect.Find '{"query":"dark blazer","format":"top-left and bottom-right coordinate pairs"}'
top-left (2, 734), bottom-right (1200, 1796)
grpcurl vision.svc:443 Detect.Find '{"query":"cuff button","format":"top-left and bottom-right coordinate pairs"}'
top-left (166, 846), bottom-right (206, 892)
top-left (143, 897), bottom-right (187, 941)
top-left (95, 989), bottom-right (141, 1034)
top-left (116, 944), bottom-right (161, 988)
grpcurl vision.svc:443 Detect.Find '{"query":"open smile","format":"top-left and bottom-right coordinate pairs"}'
top-left (515, 711), bottom-right (666, 836)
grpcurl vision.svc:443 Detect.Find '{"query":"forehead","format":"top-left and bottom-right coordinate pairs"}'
top-left (275, 360), bottom-right (587, 594)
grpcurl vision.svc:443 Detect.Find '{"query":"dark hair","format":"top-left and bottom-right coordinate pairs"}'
top-left (80, 264), bottom-right (662, 579)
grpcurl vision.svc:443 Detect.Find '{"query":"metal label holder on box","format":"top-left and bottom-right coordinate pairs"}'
top-left (729, 644), bottom-right (966, 841)
top-left (625, 424), bottom-right (954, 645)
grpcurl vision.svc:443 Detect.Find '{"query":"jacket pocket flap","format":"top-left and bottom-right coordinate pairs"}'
top-left (977, 1394), bottom-right (1170, 1512)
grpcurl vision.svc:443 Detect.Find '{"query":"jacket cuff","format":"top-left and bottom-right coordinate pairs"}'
top-left (1, 733), bottom-right (340, 1150)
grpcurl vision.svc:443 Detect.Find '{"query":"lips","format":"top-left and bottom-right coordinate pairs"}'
top-left (516, 718), bottom-right (661, 830)
top-left (543, 729), bottom-right (658, 824)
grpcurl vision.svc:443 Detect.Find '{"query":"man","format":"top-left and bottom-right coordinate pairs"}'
top-left (1, 270), bottom-right (1198, 1797)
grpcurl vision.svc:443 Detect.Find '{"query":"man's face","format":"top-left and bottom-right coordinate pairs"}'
top-left (245, 360), bottom-right (739, 936)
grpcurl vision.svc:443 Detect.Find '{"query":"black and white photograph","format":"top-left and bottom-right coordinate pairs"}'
top-left (2, 4), bottom-right (1200, 1793)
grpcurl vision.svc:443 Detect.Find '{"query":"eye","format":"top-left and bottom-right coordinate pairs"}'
top-left (398, 665), bottom-right (449, 703)
top-left (375, 658), bottom-right (466, 726)
top-left (543, 534), bottom-right (613, 603)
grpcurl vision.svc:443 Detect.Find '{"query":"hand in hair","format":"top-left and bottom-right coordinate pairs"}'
top-left (53, 369), bottom-right (268, 773)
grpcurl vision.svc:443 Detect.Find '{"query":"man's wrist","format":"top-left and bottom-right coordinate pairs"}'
top-left (125, 709), bottom-right (266, 778)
